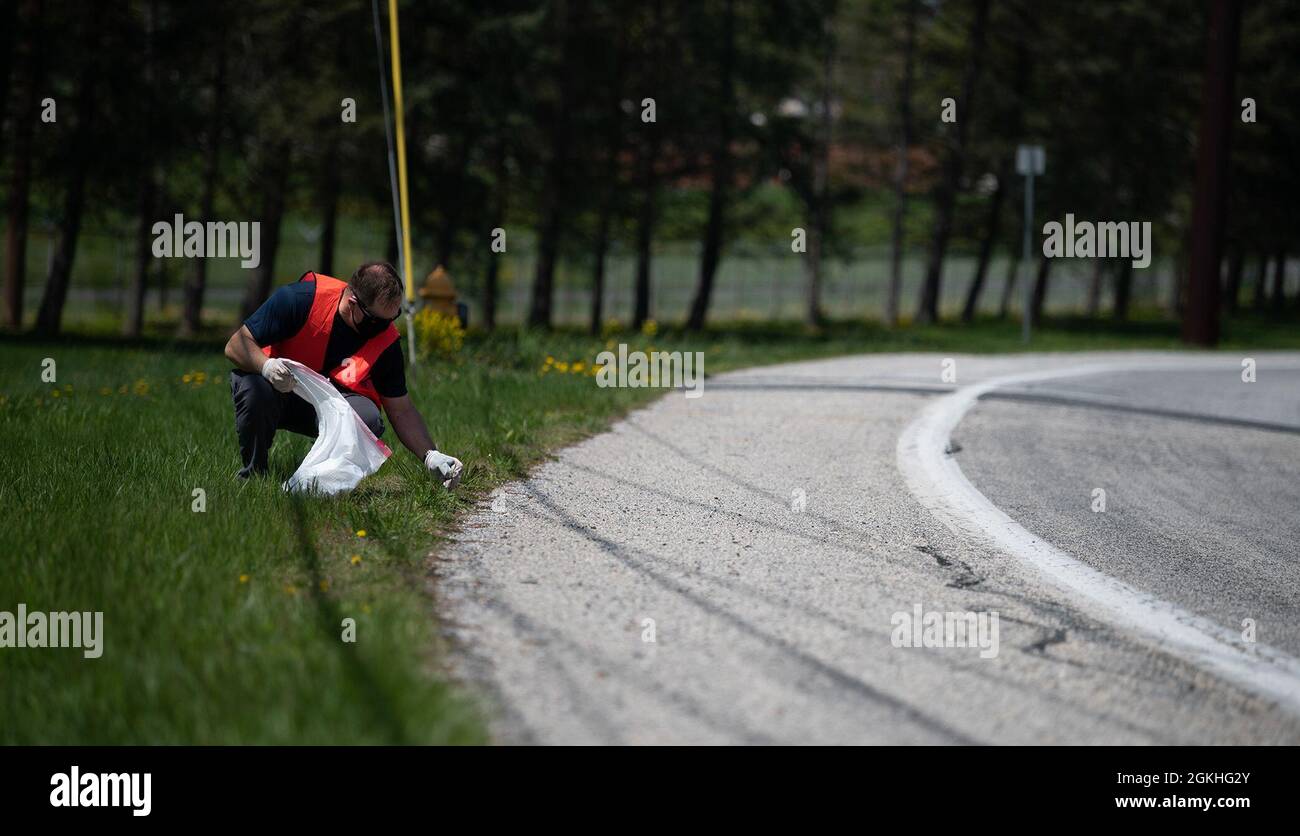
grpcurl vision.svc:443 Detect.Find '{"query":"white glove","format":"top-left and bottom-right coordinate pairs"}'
top-left (261, 357), bottom-right (296, 393)
top-left (425, 449), bottom-right (464, 490)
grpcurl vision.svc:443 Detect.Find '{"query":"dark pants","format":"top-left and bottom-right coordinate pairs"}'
top-left (230, 370), bottom-right (384, 478)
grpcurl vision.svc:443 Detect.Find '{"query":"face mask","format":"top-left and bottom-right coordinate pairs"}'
top-left (355, 315), bottom-right (391, 339)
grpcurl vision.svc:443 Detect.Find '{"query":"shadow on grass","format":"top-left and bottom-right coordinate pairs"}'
top-left (0, 329), bottom-right (225, 355)
top-left (286, 493), bottom-right (410, 744)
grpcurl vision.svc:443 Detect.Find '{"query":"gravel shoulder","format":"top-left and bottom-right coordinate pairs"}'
top-left (435, 351), bottom-right (1300, 744)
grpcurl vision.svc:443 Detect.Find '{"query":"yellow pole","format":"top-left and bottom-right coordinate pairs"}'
top-left (387, 0), bottom-right (417, 361)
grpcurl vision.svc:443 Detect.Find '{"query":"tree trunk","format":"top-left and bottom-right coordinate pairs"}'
top-left (962, 45), bottom-right (1029, 325)
top-left (632, 152), bottom-right (657, 330)
top-left (528, 0), bottom-right (575, 329)
top-left (1029, 254), bottom-right (1052, 326)
top-left (1182, 0), bottom-right (1242, 347)
top-left (591, 23), bottom-right (628, 336)
top-left (886, 0), bottom-right (917, 328)
top-left (386, 215), bottom-right (399, 267)
top-left (525, 2), bottom-right (577, 330)
top-left (529, 185), bottom-right (564, 329)
top-left (1085, 259), bottom-right (1107, 317)
top-left (1170, 225), bottom-right (1193, 316)
top-left (961, 167), bottom-right (1006, 322)
top-left (157, 242), bottom-right (170, 312)
top-left (485, 142), bottom-right (507, 332)
top-left (35, 157), bottom-right (92, 337)
top-left (997, 256), bottom-right (1019, 319)
top-left (1113, 260), bottom-right (1134, 321)
top-left (319, 139), bottom-right (341, 276)
top-left (435, 134), bottom-right (472, 271)
top-left (34, 5), bottom-right (100, 337)
top-left (1223, 243), bottom-right (1244, 314)
top-left (123, 178), bottom-right (157, 338)
top-left (123, 0), bottom-right (159, 337)
top-left (916, 0), bottom-right (991, 325)
top-left (1271, 249), bottom-right (1287, 312)
top-left (0, 0), bottom-right (18, 163)
top-left (483, 258), bottom-right (500, 332)
top-left (590, 205), bottom-right (610, 336)
top-left (4, 0), bottom-right (43, 332)
top-left (804, 16), bottom-right (834, 329)
top-left (241, 142), bottom-right (291, 319)
top-left (180, 40), bottom-right (226, 336)
top-left (1251, 252), bottom-right (1268, 311)
top-left (687, 0), bottom-right (735, 332)
top-left (631, 0), bottom-right (663, 331)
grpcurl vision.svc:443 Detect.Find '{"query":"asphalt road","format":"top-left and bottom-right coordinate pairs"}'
top-left (435, 351), bottom-right (1300, 744)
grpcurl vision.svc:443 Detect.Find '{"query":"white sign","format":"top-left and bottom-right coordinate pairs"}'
top-left (1016, 144), bottom-right (1045, 176)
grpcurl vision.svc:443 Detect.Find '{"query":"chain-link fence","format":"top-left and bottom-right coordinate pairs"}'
top-left (17, 220), bottom-right (1285, 329)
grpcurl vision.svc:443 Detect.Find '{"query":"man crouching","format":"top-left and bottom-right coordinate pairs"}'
top-left (224, 261), bottom-right (464, 488)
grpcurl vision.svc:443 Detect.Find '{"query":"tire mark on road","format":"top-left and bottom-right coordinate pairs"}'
top-left (520, 484), bottom-right (982, 744)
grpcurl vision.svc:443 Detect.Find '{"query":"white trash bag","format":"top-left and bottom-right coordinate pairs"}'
top-left (279, 359), bottom-right (392, 496)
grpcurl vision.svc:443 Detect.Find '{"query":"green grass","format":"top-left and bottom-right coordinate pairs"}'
top-left (1, 310), bottom-right (1296, 744)
top-left (0, 331), bottom-right (653, 744)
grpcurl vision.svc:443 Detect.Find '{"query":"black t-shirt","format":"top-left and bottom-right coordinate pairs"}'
top-left (244, 281), bottom-right (407, 399)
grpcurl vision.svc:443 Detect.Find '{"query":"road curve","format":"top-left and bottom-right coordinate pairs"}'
top-left (434, 351), bottom-right (1300, 744)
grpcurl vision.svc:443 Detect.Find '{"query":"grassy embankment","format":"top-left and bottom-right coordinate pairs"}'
top-left (1, 311), bottom-right (1295, 743)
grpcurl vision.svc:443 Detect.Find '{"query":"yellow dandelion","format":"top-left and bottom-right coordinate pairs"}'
top-left (356, 529), bottom-right (366, 538)
top-left (319, 579), bottom-right (330, 592)
top-left (283, 584), bottom-right (297, 595)
top-left (571, 362), bottom-right (585, 373)
top-left (239, 573), bottom-right (250, 584)
top-left (182, 373), bottom-right (193, 384)
top-left (545, 356), bottom-right (555, 365)
top-left (51, 390), bottom-right (60, 398)
top-left (555, 361), bottom-right (569, 373)
top-left (350, 555), bottom-right (362, 566)
top-left (362, 603), bottom-right (372, 614)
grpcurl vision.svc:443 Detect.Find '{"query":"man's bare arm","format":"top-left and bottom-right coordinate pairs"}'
top-left (381, 394), bottom-right (436, 459)
top-left (224, 325), bottom-right (269, 374)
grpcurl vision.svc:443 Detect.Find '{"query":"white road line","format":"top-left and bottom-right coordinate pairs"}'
top-left (896, 358), bottom-right (1300, 715)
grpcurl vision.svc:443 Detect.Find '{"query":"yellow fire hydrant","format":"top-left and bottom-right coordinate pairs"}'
top-left (417, 265), bottom-right (466, 327)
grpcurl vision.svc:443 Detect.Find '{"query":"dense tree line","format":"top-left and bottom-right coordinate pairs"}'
top-left (1, 0), bottom-right (1296, 341)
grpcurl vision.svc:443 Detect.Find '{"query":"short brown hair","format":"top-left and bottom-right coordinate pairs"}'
top-left (349, 261), bottom-right (404, 307)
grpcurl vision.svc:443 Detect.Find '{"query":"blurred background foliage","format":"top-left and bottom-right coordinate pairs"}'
top-left (1, 0), bottom-right (1296, 338)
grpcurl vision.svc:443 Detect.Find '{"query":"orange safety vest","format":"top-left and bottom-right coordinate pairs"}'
top-left (261, 272), bottom-right (400, 408)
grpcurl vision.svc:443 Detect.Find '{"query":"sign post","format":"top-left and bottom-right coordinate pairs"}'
top-left (1016, 144), bottom-right (1045, 344)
